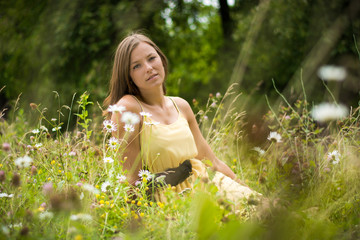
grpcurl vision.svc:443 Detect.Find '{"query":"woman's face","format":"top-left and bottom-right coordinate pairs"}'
top-left (129, 42), bottom-right (165, 93)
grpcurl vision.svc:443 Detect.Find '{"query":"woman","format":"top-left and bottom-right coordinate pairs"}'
top-left (104, 33), bottom-right (256, 202)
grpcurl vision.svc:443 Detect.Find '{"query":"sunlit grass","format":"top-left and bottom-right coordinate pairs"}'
top-left (0, 88), bottom-right (359, 239)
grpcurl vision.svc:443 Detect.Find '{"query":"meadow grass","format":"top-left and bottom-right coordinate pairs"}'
top-left (0, 89), bottom-right (359, 240)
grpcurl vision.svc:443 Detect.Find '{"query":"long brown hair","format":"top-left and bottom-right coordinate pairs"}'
top-left (103, 33), bottom-right (168, 115)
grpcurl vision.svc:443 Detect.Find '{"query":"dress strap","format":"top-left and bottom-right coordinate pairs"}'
top-left (132, 95), bottom-right (144, 112)
top-left (169, 97), bottom-right (180, 113)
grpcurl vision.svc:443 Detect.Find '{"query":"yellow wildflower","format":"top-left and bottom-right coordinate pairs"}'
top-left (74, 235), bottom-right (83, 240)
top-left (38, 207), bottom-right (45, 212)
top-left (137, 201), bottom-right (142, 206)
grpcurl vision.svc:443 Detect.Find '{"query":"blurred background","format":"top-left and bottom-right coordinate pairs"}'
top-left (0, 0), bottom-right (359, 130)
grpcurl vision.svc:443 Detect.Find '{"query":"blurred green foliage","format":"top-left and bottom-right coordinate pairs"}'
top-left (0, 0), bottom-right (359, 120)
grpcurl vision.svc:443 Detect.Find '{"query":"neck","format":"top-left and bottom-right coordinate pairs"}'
top-left (138, 88), bottom-right (166, 107)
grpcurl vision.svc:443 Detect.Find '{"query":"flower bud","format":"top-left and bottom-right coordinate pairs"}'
top-left (20, 226), bottom-right (29, 236)
top-left (29, 103), bottom-right (38, 110)
top-left (42, 182), bottom-right (53, 195)
top-left (0, 170), bottom-right (5, 182)
top-left (31, 165), bottom-right (37, 176)
top-left (11, 172), bottom-right (21, 187)
top-left (2, 143), bottom-right (10, 152)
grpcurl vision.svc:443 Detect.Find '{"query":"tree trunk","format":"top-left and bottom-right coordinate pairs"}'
top-left (218, 0), bottom-right (233, 40)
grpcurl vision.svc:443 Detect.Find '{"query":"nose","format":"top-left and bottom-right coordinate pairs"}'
top-left (145, 61), bottom-right (153, 72)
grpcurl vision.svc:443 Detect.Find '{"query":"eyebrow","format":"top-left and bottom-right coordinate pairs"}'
top-left (131, 53), bottom-right (155, 65)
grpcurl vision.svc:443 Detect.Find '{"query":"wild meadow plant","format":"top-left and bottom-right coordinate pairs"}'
top-left (0, 85), bottom-right (359, 239)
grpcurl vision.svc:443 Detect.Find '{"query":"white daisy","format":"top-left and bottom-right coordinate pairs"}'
top-left (101, 181), bottom-right (111, 192)
top-left (121, 112), bottom-right (140, 125)
top-left (70, 213), bottom-right (92, 221)
top-left (135, 180), bottom-right (142, 186)
top-left (103, 120), bottom-right (117, 133)
top-left (267, 132), bottom-right (282, 143)
top-left (108, 137), bottom-right (119, 149)
top-left (310, 103), bottom-right (348, 123)
top-left (52, 126), bottom-right (61, 132)
top-left (34, 143), bottom-right (43, 148)
top-left (14, 155), bottom-right (33, 168)
top-left (8, 223), bottom-right (23, 229)
top-left (140, 112), bottom-right (152, 118)
top-left (317, 65), bottom-right (347, 82)
top-left (328, 150), bottom-right (341, 164)
top-left (117, 174), bottom-right (127, 183)
top-left (253, 147), bottom-right (265, 156)
top-left (82, 183), bottom-right (100, 194)
top-left (40, 126), bottom-right (48, 132)
top-left (0, 193), bottom-right (14, 198)
top-left (32, 129), bottom-right (40, 134)
top-left (155, 175), bottom-right (166, 183)
top-left (108, 105), bottom-right (126, 113)
top-left (138, 169), bottom-right (153, 180)
top-left (39, 211), bottom-right (54, 220)
top-left (123, 124), bottom-right (135, 132)
top-left (103, 157), bottom-right (114, 164)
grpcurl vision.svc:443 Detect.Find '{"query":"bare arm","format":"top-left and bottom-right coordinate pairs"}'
top-left (174, 97), bottom-right (237, 180)
top-left (110, 95), bottom-right (142, 185)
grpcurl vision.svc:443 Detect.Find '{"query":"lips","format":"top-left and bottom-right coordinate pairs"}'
top-left (147, 74), bottom-right (158, 81)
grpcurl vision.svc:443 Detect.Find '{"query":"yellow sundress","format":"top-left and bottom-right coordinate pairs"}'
top-left (133, 96), bottom-right (260, 203)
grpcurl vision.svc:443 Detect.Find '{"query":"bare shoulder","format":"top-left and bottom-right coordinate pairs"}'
top-left (171, 97), bottom-right (195, 120)
top-left (115, 95), bottom-right (142, 114)
top-left (110, 95), bottom-right (142, 124)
